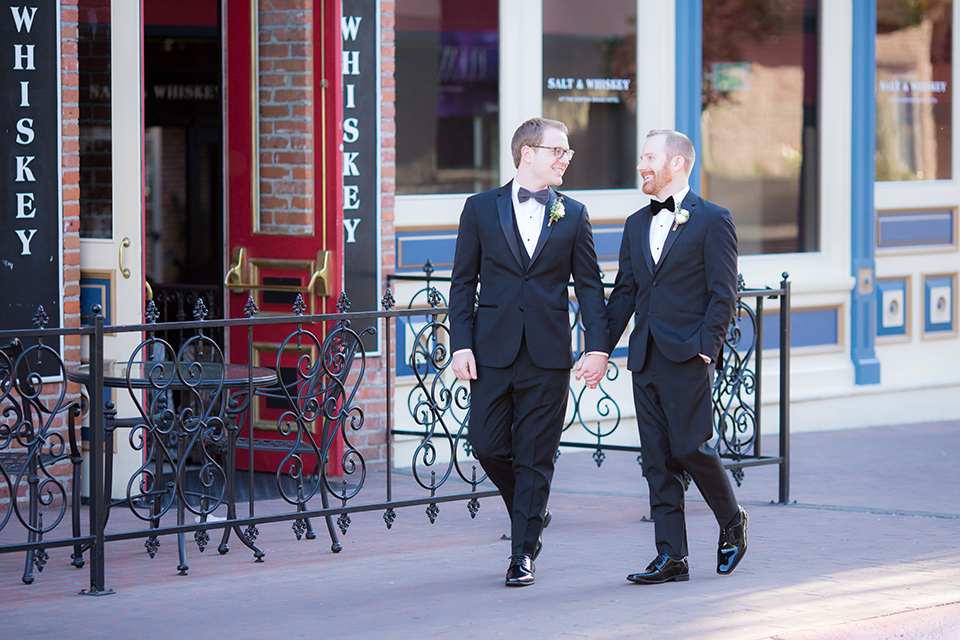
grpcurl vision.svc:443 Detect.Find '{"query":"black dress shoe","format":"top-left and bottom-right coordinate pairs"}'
top-left (717, 506), bottom-right (748, 575)
top-left (505, 554), bottom-right (535, 586)
top-left (627, 554), bottom-right (689, 584)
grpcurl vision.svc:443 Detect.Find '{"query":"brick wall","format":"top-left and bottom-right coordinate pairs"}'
top-left (63, 0), bottom-right (80, 340)
top-left (377, 2), bottom-right (397, 469)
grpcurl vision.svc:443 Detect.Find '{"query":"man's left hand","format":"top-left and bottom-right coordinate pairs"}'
top-left (575, 353), bottom-right (609, 389)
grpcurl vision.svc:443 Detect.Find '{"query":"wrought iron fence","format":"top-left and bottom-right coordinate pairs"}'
top-left (0, 292), bottom-right (496, 594)
top-left (0, 267), bottom-right (790, 594)
top-left (388, 264), bottom-right (792, 503)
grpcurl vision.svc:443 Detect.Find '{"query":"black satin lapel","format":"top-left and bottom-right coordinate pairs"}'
top-left (640, 209), bottom-right (655, 275)
top-left (528, 191), bottom-right (557, 267)
top-left (498, 188), bottom-right (524, 269)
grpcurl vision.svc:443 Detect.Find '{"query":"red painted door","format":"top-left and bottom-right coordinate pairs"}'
top-left (223, 1), bottom-right (344, 472)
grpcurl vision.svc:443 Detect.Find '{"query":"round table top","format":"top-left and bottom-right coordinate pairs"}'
top-left (67, 361), bottom-right (278, 389)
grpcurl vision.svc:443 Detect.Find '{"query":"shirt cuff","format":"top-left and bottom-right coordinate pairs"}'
top-left (584, 351), bottom-right (608, 357)
top-left (453, 348), bottom-right (473, 357)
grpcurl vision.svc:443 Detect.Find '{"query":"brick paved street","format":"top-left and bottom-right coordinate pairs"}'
top-left (2, 421), bottom-right (958, 639)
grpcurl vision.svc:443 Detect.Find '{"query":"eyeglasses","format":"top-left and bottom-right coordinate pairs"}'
top-left (530, 145), bottom-right (575, 161)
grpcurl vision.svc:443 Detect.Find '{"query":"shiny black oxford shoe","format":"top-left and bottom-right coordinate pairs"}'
top-left (626, 554), bottom-right (690, 584)
top-left (505, 554), bottom-right (535, 587)
top-left (717, 506), bottom-right (748, 575)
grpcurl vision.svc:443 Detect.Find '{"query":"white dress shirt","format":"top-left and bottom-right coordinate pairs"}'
top-left (649, 186), bottom-right (689, 264)
top-left (512, 179), bottom-right (545, 257)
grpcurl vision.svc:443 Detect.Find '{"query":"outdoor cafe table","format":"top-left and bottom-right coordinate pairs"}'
top-left (67, 361), bottom-right (278, 573)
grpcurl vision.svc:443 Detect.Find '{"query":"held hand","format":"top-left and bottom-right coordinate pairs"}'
top-left (577, 353), bottom-right (609, 389)
top-left (452, 350), bottom-right (477, 380)
top-left (574, 352), bottom-right (587, 379)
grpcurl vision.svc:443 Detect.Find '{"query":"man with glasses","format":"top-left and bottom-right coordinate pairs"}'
top-left (450, 117), bottom-right (609, 587)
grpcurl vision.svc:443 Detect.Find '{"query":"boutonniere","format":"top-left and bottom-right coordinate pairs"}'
top-left (672, 208), bottom-right (690, 231)
top-left (548, 196), bottom-right (565, 227)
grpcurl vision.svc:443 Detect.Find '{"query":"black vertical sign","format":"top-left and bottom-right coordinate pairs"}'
top-left (1, 4), bottom-right (61, 334)
top-left (341, 0), bottom-right (380, 352)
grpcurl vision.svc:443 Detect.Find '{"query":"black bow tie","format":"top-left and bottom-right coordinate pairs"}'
top-left (650, 196), bottom-right (675, 215)
top-left (518, 187), bottom-right (550, 205)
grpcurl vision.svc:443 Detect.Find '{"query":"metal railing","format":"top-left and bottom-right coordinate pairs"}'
top-left (1, 268), bottom-right (791, 594)
top-left (388, 263), bottom-right (792, 503)
top-left (0, 292), bottom-right (497, 593)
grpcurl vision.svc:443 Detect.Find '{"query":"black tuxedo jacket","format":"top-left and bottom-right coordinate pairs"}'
top-left (606, 189), bottom-right (738, 371)
top-left (449, 181), bottom-right (609, 370)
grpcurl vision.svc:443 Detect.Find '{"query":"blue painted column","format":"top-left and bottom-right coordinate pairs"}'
top-left (675, 0), bottom-right (702, 193)
top-left (850, 0), bottom-right (881, 384)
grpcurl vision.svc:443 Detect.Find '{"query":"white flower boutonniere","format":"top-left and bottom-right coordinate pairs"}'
top-left (672, 208), bottom-right (690, 232)
top-left (548, 197), bottom-right (565, 227)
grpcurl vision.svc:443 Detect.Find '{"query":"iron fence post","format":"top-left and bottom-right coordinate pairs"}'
top-left (385, 310), bottom-right (393, 502)
top-left (779, 273), bottom-right (791, 504)
top-left (81, 310), bottom-right (113, 595)
top-left (754, 293), bottom-right (764, 458)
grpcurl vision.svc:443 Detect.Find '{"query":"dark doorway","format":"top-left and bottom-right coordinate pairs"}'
top-left (143, 2), bottom-right (224, 328)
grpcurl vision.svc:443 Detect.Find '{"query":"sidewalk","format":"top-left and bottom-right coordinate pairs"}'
top-left (2, 420), bottom-right (959, 640)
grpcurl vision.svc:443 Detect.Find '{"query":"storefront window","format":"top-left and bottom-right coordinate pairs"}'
top-left (396, 0), bottom-right (499, 195)
top-left (701, 0), bottom-right (820, 255)
top-left (78, 1), bottom-right (113, 239)
top-left (542, 0), bottom-right (637, 190)
top-left (876, 0), bottom-right (953, 182)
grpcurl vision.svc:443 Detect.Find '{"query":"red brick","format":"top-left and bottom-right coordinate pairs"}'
top-left (274, 87), bottom-right (311, 102)
top-left (261, 105), bottom-right (290, 118)
top-left (275, 151), bottom-right (311, 165)
top-left (273, 59), bottom-right (309, 73)
top-left (291, 167), bottom-right (313, 180)
top-left (262, 166), bottom-right (292, 182)
top-left (259, 44), bottom-right (290, 58)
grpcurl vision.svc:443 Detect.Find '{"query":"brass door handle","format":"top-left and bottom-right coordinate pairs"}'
top-left (224, 248), bottom-right (332, 297)
top-left (306, 250), bottom-right (332, 297)
top-left (224, 247), bottom-right (247, 287)
top-left (118, 237), bottom-right (131, 279)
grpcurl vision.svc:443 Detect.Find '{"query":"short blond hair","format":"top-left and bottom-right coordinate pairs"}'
top-left (512, 117), bottom-right (569, 167)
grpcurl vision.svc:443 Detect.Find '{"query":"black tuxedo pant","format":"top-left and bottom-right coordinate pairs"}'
top-left (631, 340), bottom-right (739, 559)
top-left (468, 338), bottom-right (568, 556)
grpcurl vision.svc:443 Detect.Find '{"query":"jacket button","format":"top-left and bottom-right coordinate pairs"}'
top-left (652, 281), bottom-right (658, 287)
top-left (524, 275), bottom-right (530, 281)
top-left (520, 306), bottom-right (525, 312)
